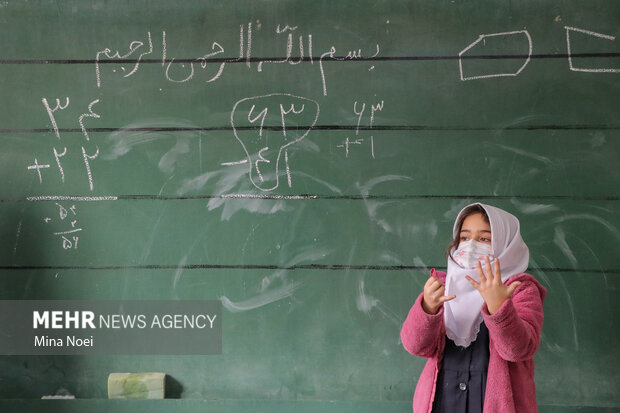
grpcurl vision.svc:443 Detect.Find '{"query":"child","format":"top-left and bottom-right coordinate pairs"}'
top-left (400, 203), bottom-right (546, 413)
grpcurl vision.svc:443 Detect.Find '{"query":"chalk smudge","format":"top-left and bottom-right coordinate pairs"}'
top-left (259, 248), bottom-right (332, 292)
top-left (528, 257), bottom-right (552, 287)
top-left (104, 118), bottom-right (198, 174)
top-left (357, 280), bottom-right (378, 314)
top-left (221, 281), bottom-right (301, 313)
top-left (556, 273), bottom-right (579, 350)
top-left (293, 171), bottom-right (343, 195)
top-left (12, 219), bottom-right (23, 255)
top-left (511, 199), bottom-right (559, 215)
top-left (357, 175), bottom-right (413, 232)
top-left (413, 257), bottom-right (429, 271)
top-left (494, 144), bottom-right (554, 166)
top-left (221, 247), bottom-right (332, 313)
top-left (356, 279), bottom-right (402, 327)
top-left (531, 256), bottom-right (579, 351)
top-left (178, 170), bottom-right (221, 194)
top-left (589, 131), bottom-right (606, 148)
top-left (357, 175), bottom-right (413, 196)
top-left (159, 138), bottom-right (190, 174)
top-left (172, 254), bottom-right (189, 293)
top-left (182, 168), bottom-right (289, 220)
top-left (444, 201), bottom-right (471, 220)
top-left (541, 336), bottom-right (566, 353)
top-left (139, 208), bottom-right (167, 263)
top-left (552, 214), bottom-right (620, 241)
top-left (378, 251), bottom-right (405, 265)
top-left (553, 226), bottom-right (578, 268)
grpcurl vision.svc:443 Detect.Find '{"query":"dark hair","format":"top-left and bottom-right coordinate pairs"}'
top-left (445, 204), bottom-right (490, 261)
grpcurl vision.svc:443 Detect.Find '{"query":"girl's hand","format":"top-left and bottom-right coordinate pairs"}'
top-left (422, 276), bottom-right (456, 315)
top-left (466, 257), bottom-right (521, 314)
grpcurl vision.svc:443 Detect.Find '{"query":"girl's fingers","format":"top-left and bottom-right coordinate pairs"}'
top-left (427, 280), bottom-right (441, 294)
top-left (484, 256), bottom-right (494, 281)
top-left (424, 277), bottom-right (436, 289)
top-left (476, 261), bottom-right (487, 283)
top-left (426, 279), bottom-right (442, 295)
top-left (494, 257), bottom-right (501, 281)
top-left (432, 283), bottom-right (453, 301)
top-left (424, 278), bottom-right (441, 297)
top-left (439, 294), bottom-right (456, 303)
top-left (434, 286), bottom-right (446, 300)
top-left (465, 275), bottom-right (480, 289)
top-left (424, 276), bottom-right (455, 306)
top-left (506, 281), bottom-right (521, 296)
top-left (426, 277), bottom-right (443, 289)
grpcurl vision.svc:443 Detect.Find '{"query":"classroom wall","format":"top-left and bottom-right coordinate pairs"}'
top-left (0, 0), bottom-right (618, 412)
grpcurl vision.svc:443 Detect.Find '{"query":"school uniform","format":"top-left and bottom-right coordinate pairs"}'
top-left (432, 321), bottom-right (489, 412)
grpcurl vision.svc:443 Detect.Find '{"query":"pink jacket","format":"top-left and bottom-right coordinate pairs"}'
top-left (400, 269), bottom-right (546, 413)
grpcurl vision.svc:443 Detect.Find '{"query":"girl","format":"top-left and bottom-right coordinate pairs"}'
top-left (400, 203), bottom-right (546, 413)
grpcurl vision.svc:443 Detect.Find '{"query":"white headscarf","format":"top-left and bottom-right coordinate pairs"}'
top-left (443, 203), bottom-right (529, 347)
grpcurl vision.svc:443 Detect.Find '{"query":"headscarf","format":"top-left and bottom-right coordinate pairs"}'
top-left (443, 203), bottom-right (529, 347)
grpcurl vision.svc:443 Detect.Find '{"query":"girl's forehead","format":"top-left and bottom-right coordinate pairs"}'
top-left (461, 213), bottom-right (491, 230)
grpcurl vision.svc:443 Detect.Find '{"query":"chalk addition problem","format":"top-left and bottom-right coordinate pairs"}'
top-left (28, 97), bottom-right (101, 191)
top-left (337, 99), bottom-right (385, 159)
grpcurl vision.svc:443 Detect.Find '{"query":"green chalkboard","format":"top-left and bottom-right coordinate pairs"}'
top-left (0, 0), bottom-right (619, 412)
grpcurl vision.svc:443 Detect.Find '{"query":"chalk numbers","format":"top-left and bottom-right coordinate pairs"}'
top-left (28, 97), bottom-right (101, 191)
top-left (338, 99), bottom-right (384, 159)
top-left (229, 93), bottom-right (320, 191)
top-left (43, 203), bottom-right (82, 250)
top-left (28, 98), bottom-right (100, 251)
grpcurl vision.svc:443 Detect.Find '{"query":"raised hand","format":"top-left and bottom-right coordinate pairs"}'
top-left (422, 276), bottom-right (456, 315)
top-left (466, 257), bottom-right (521, 314)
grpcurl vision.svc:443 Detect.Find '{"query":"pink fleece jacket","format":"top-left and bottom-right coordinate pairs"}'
top-left (400, 269), bottom-right (546, 413)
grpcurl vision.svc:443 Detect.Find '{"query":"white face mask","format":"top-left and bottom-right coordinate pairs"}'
top-left (452, 239), bottom-right (494, 269)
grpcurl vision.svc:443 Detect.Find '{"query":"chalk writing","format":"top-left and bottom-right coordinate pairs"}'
top-left (238, 22), bottom-right (253, 68)
top-left (459, 30), bottom-right (532, 81)
top-left (43, 203), bottom-right (82, 250)
top-left (565, 26), bottom-right (620, 73)
top-left (95, 32), bottom-right (154, 88)
top-left (28, 98), bottom-right (101, 191)
top-left (229, 93), bottom-right (320, 191)
top-left (27, 158), bottom-right (50, 184)
top-left (42, 97), bottom-right (70, 139)
top-left (94, 25), bottom-right (381, 97)
top-left (459, 25), bottom-right (619, 80)
top-left (24, 22), bottom-right (617, 206)
top-left (78, 99), bottom-right (101, 141)
top-left (338, 99), bottom-right (384, 158)
top-left (320, 44), bottom-right (380, 96)
top-left (337, 137), bottom-right (365, 158)
top-left (27, 196), bottom-right (119, 202)
top-left (163, 31), bottom-right (227, 83)
top-left (257, 24), bottom-right (313, 71)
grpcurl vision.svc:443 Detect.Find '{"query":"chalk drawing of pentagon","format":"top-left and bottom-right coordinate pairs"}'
top-left (230, 93), bottom-right (320, 192)
top-left (459, 30), bottom-right (532, 81)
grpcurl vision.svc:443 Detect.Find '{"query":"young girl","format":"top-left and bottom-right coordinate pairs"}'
top-left (400, 203), bottom-right (546, 413)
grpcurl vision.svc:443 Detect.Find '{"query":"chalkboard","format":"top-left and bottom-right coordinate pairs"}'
top-left (0, 0), bottom-right (619, 412)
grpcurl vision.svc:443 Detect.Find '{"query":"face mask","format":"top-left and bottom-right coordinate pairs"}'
top-left (452, 239), bottom-right (494, 270)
